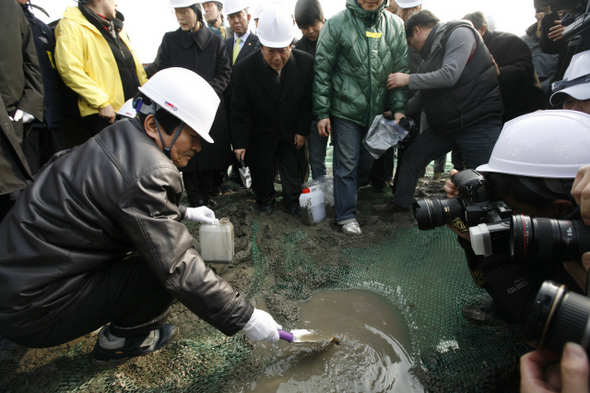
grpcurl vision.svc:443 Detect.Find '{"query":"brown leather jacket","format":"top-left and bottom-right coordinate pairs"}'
top-left (0, 119), bottom-right (253, 336)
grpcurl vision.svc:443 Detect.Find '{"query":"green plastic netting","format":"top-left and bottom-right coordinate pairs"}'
top-left (0, 156), bottom-right (531, 392)
top-left (0, 223), bottom-right (529, 392)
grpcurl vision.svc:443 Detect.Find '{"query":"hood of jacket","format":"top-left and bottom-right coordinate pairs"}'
top-left (346, 0), bottom-right (387, 27)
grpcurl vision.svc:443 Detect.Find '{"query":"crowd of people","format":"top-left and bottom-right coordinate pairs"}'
top-left (1, 0), bottom-right (590, 390)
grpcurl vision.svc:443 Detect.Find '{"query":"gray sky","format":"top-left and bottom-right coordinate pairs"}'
top-left (31, 0), bottom-right (537, 63)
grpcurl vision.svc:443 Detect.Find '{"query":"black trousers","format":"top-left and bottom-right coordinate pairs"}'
top-left (63, 114), bottom-right (111, 148)
top-left (247, 135), bottom-right (307, 208)
top-left (184, 170), bottom-right (214, 206)
top-left (370, 146), bottom-right (394, 186)
top-left (7, 256), bottom-right (174, 348)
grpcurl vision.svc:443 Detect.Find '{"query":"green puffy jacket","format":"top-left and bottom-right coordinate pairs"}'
top-left (313, 0), bottom-right (408, 127)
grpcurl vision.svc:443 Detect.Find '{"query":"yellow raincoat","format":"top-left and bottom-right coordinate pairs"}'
top-left (55, 7), bottom-right (147, 117)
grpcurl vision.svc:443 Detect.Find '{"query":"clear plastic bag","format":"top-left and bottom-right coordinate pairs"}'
top-left (362, 115), bottom-right (409, 159)
top-left (302, 175), bottom-right (334, 207)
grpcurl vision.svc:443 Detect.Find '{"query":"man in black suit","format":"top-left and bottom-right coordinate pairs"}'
top-left (224, 1), bottom-right (259, 66)
top-left (223, 1), bottom-right (259, 187)
top-left (230, 4), bottom-right (313, 215)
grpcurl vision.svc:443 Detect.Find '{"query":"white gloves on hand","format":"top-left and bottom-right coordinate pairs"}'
top-left (184, 206), bottom-right (216, 224)
top-left (243, 308), bottom-right (282, 343)
top-left (10, 109), bottom-right (35, 124)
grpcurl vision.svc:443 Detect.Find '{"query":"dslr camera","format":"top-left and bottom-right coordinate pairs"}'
top-left (525, 280), bottom-right (590, 354)
top-left (469, 213), bottom-right (590, 261)
top-left (413, 169), bottom-right (512, 235)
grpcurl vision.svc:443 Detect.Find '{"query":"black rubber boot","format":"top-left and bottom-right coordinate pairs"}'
top-left (92, 324), bottom-right (178, 363)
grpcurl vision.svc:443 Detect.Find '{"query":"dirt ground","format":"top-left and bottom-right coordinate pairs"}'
top-left (0, 171), bottom-right (457, 392)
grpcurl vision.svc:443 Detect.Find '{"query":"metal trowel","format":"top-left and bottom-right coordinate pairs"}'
top-left (278, 329), bottom-right (340, 345)
top-left (239, 160), bottom-right (252, 188)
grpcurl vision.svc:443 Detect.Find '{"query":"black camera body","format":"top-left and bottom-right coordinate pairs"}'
top-left (413, 169), bottom-right (512, 231)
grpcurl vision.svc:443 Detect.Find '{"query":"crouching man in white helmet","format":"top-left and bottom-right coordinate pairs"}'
top-left (442, 110), bottom-right (590, 327)
top-left (0, 67), bottom-right (281, 362)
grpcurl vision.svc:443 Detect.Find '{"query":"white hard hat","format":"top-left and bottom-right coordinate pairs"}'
top-left (550, 49), bottom-right (590, 105)
top-left (252, 1), bottom-right (263, 19)
top-left (168, 0), bottom-right (199, 7)
top-left (396, 0), bottom-right (423, 8)
top-left (257, 4), bottom-right (294, 48)
top-left (138, 67), bottom-right (219, 143)
top-left (476, 110), bottom-right (590, 178)
top-left (197, 0), bottom-right (223, 6)
top-left (224, 0), bottom-right (248, 15)
top-left (117, 99), bottom-right (136, 118)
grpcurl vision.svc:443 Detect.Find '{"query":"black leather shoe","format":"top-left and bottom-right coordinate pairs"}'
top-left (374, 201), bottom-right (410, 213)
top-left (92, 324), bottom-right (178, 363)
top-left (259, 199), bottom-right (275, 214)
top-left (195, 199), bottom-right (218, 208)
top-left (287, 205), bottom-right (301, 216)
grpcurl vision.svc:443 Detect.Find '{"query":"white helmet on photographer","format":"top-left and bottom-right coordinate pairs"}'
top-left (550, 49), bottom-right (590, 106)
top-left (396, 0), bottom-right (423, 8)
top-left (257, 4), bottom-right (294, 48)
top-left (136, 67), bottom-right (219, 156)
top-left (476, 109), bottom-right (590, 179)
top-left (168, 0), bottom-right (199, 7)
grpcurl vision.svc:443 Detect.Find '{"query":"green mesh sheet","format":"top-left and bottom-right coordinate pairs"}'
top-left (248, 223), bottom-right (529, 392)
top-left (0, 219), bottom-right (529, 393)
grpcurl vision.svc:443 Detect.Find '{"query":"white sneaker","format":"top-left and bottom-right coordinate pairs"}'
top-left (342, 221), bottom-right (362, 235)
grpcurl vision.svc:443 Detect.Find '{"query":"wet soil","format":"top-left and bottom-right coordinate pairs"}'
top-left (0, 173), bottom-right (459, 392)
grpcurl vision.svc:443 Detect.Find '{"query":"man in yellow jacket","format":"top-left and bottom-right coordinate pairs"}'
top-left (55, 0), bottom-right (147, 147)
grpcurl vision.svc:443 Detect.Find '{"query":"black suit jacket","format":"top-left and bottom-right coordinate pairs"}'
top-left (230, 49), bottom-right (314, 150)
top-left (225, 32), bottom-right (259, 67)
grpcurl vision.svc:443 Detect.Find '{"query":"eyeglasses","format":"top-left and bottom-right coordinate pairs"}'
top-left (175, 9), bottom-right (192, 17)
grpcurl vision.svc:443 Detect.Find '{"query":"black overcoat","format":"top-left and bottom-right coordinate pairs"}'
top-left (158, 26), bottom-right (232, 172)
top-left (229, 49), bottom-right (314, 150)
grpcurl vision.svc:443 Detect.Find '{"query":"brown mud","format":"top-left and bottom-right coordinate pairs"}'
top-left (0, 174), bottom-right (462, 392)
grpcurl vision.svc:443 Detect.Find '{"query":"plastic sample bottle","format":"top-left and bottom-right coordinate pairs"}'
top-left (299, 185), bottom-right (326, 225)
top-left (199, 218), bottom-right (234, 263)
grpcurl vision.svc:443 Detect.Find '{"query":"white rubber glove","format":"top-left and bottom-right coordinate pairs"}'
top-left (184, 206), bottom-right (216, 224)
top-left (10, 109), bottom-right (35, 124)
top-left (242, 308), bottom-right (282, 343)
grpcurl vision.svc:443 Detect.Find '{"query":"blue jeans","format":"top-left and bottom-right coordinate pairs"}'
top-left (394, 118), bottom-right (502, 208)
top-left (332, 117), bottom-right (374, 224)
top-left (308, 120), bottom-right (329, 180)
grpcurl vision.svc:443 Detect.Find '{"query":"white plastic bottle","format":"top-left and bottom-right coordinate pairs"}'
top-left (199, 218), bottom-right (234, 263)
top-left (299, 185), bottom-right (326, 225)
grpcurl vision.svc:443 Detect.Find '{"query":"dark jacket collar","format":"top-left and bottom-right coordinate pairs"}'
top-left (256, 51), bottom-right (299, 102)
top-left (175, 23), bottom-right (214, 50)
top-left (420, 23), bottom-right (441, 60)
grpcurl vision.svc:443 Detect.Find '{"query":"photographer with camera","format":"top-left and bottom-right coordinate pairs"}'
top-left (549, 49), bottom-right (590, 114)
top-left (430, 110), bottom-right (590, 326)
top-left (519, 164), bottom-right (590, 393)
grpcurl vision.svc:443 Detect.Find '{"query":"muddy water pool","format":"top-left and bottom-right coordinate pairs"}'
top-left (248, 289), bottom-right (423, 392)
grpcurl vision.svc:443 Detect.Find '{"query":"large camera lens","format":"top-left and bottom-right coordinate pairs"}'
top-left (510, 215), bottom-right (590, 261)
top-left (413, 197), bottom-right (464, 230)
top-left (524, 281), bottom-right (590, 354)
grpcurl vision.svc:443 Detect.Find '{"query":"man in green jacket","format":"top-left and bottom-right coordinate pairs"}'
top-left (313, 0), bottom-right (408, 235)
